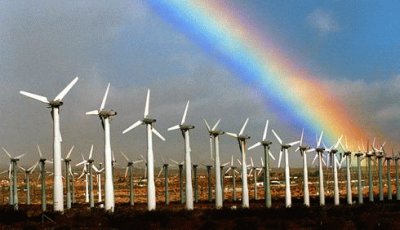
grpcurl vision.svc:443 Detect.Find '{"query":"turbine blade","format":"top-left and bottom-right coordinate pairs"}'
top-left (54, 77), bottom-right (79, 101)
top-left (239, 118), bottom-right (249, 136)
top-left (277, 150), bottom-right (283, 168)
top-left (211, 119), bottom-right (221, 131)
top-left (15, 153), bottom-right (25, 159)
top-left (334, 135), bottom-right (343, 149)
top-left (288, 140), bottom-right (300, 147)
top-left (66, 145), bottom-right (75, 159)
top-left (18, 166), bottom-right (26, 172)
top-left (317, 131), bottom-right (324, 147)
top-left (181, 101), bottom-right (190, 125)
top-left (100, 83), bottom-right (110, 110)
top-left (225, 132), bottom-right (238, 138)
top-left (170, 159), bottom-right (179, 165)
top-left (271, 129), bottom-right (282, 145)
top-left (262, 120), bottom-right (269, 141)
top-left (203, 119), bottom-right (211, 131)
top-left (311, 154), bottom-right (318, 165)
top-left (122, 120), bottom-right (143, 134)
top-left (37, 144), bottom-right (43, 158)
top-left (260, 157), bottom-right (264, 166)
top-left (168, 125), bottom-right (181, 131)
top-left (268, 149), bottom-right (276, 161)
top-left (88, 144), bottom-right (94, 160)
top-left (19, 91), bottom-right (49, 104)
top-left (86, 110), bottom-right (99, 115)
top-left (121, 151), bottom-right (130, 162)
top-left (248, 142), bottom-right (262, 151)
top-left (124, 167), bottom-right (129, 178)
top-left (209, 137), bottom-right (214, 161)
top-left (157, 167), bottom-right (163, 178)
top-left (231, 155), bottom-right (234, 166)
top-left (76, 160), bottom-right (87, 167)
top-left (152, 128), bottom-right (166, 141)
top-left (1, 146), bottom-right (12, 158)
top-left (144, 89), bottom-right (150, 117)
top-left (300, 128), bottom-right (304, 146)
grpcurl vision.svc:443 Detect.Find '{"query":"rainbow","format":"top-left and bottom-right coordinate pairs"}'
top-left (147, 1), bottom-right (367, 145)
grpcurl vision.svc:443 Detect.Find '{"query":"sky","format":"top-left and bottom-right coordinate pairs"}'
top-left (0, 1), bottom-right (399, 169)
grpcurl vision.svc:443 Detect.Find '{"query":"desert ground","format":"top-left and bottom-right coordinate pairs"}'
top-left (0, 166), bottom-right (400, 229)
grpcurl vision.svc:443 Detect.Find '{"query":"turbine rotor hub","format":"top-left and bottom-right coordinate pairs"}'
top-left (143, 117), bottom-right (156, 124)
top-left (49, 100), bottom-right (63, 108)
top-left (99, 110), bottom-right (117, 118)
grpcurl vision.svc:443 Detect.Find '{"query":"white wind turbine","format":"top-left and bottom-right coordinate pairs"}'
top-left (86, 83), bottom-right (117, 212)
top-left (168, 101), bottom-right (195, 210)
top-left (295, 129), bottom-right (311, 207)
top-left (248, 120), bottom-right (276, 208)
top-left (323, 136), bottom-right (343, 206)
top-left (271, 129), bottom-right (300, 208)
top-left (92, 163), bottom-right (105, 204)
top-left (18, 162), bottom-right (38, 205)
top-left (20, 76), bottom-right (79, 212)
top-left (76, 145), bottom-right (95, 208)
top-left (204, 118), bottom-right (225, 209)
top-left (2, 146), bottom-right (25, 210)
top-left (122, 89), bottom-right (165, 211)
top-left (62, 146), bottom-right (75, 209)
top-left (310, 131), bottom-right (326, 206)
top-left (226, 118), bottom-right (251, 208)
top-left (121, 152), bottom-right (143, 206)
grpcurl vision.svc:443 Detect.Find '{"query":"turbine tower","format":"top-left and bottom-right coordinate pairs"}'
top-left (20, 76), bottom-right (79, 212)
top-left (204, 119), bottom-right (225, 209)
top-left (168, 101), bottom-right (195, 210)
top-left (340, 138), bottom-right (353, 205)
top-left (248, 120), bottom-right (276, 208)
top-left (86, 83), bottom-right (117, 212)
top-left (271, 129), bottom-right (300, 208)
top-left (122, 89), bottom-right (165, 211)
top-left (226, 118), bottom-right (251, 208)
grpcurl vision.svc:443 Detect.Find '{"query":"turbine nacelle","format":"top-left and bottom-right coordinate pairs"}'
top-left (99, 110), bottom-right (117, 118)
top-left (261, 140), bottom-right (272, 146)
top-left (343, 151), bottom-right (352, 156)
top-left (299, 145), bottom-right (310, 151)
top-left (238, 135), bottom-right (250, 141)
top-left (48, 100), bottom-right (64, 108)
top-left (330, 149), bottom-right (339, 154)
top-left (143, 117), bottom-right (156, 124)
top-left (316, 147), bottom-right (325, 153)
top-left (180, 124), bottom-right (195, 131)
top-left (209, 130), bottom-right (224, 136)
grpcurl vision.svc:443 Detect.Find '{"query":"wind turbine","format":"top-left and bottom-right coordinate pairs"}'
top-left (76, 145), bottom-right (95, 208)
top-left (168, 101), bottom-right (195, 210)
top-left (20, 76), bottom-right (78, 212)
top-left (170, 159), bottom-right (185, 204)
top-left (295, 129), bottom-right (311, 207)
top-left (122, 89), bottom-right (165, 211)
top-left (36, 145), bottom-right (52, 211)
top-left (248, 120), bottom-right (275, 208)
top-left (2, 147), bottom-right (25, 211)
top-left (271, 129), bottom-right (300, 208)
top-left (226, 118), bottom-right (251, 208)
top-left (394, 151), bottom-right (400, 201)
top-left (161, 160), bottom-right (170, 205)
top-left (310, 131), bottom-right (326, 206)
top-left (204, 118), bottom-right (225, 209)
top-left (340, 137), bottom-right (353, 205)
top-left (384, 149), bottom-right (393, 201)
top-left (354, 147), bottom-right (364, 204)
top-left (19, 162), bottom-right (38, 205)
top-left (121, 152), bottom-right (142, 206)
top-left (62, 146), bottom-right (74, 209)
top-left (92, 163), bottom-right (105, 204)
top-left (372, 140), bottom-right (385, 201)
top-left (364, 141), bottom-right (374, 202)
top-left (324, 136), bottom-right (343, 206)
top-left (225, 156), bottom-right (239, 202)
top-left (86, 83), bottom-right (117, 212)
top-left (192, 164), bottom-right (199, 203)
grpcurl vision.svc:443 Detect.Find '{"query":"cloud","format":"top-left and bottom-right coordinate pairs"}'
top-left (307, 9), bottom-right (339, 34)
top-left (323, 75), bottom-right (400, 146)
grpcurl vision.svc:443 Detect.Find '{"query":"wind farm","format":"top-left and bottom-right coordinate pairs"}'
top-left (1, 0), bottom-right (400, 229)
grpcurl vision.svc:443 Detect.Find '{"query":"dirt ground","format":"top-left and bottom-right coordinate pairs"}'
top-left (1, 167), bottom-right (400, 229)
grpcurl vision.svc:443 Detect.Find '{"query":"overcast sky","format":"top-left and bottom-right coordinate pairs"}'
top-left (0, 1), bottom-right (399, 169)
